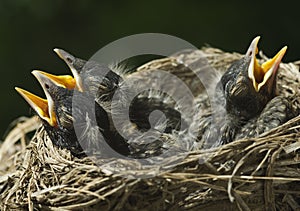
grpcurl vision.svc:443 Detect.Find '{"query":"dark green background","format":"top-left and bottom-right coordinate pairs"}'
top-left (1, 0), bottom-right (300, 139)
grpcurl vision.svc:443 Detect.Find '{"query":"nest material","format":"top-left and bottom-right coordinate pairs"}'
top-left (1, 48), bottom-right (300, 210)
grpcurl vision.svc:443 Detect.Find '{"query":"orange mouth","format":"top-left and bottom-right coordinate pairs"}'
top-left (246, 36), bottom-right (287, 92)
top-left (15, 87), bottom-right (57, 126)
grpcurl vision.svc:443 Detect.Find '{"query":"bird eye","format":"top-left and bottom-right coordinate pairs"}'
top-left (45, 83), bottom-right (50, 89)
top-left (66, 57), bottom-right (73, 64)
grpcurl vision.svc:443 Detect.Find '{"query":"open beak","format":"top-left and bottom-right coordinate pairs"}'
top-left (53, 48), bottom-right (84, 91)
top-left (246, 36), bottom-right (287, 93)
top-left (15, 87), bottom-right (56, 126)
top-left (31, 71), bottom-right (60, 127)
top-left (32, 70), bottom-right (76, 90)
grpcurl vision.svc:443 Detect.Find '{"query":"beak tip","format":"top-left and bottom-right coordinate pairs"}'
top-left (15, 87), bottom-right (26, 95)
top-left (274, 46), bottom-right (288, 62)
top-left (53, 48), bottom-right (65, 59)
top-left (283, 46), bottom-right (288, 52)
top-left (53, 48), bottom-right (60, 54)
top-left (31, 70), bottom-right (44, 79)
top-left (252, 36), bottom-right (261, 45)
top-left (31, 70), bottom-right (39, 75)
top-left (253, 36), bottom-right (261, 46)
top-left (246, 36), bottom-right (261, 56)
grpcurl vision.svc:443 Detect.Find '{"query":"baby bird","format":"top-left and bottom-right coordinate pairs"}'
top-left (16, 71), bottom-right (130, 157)
top-left (53, 48), bottom-right (188, 138)
top-left (194, 36), bottom-right (289, 148)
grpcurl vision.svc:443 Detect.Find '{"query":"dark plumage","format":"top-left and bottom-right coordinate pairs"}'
top-left (53, 39), bottom-right (290, 150)
top-left (16, 71), bottom-right (130, 157)
top-left (219, 37), bottom-right (286, 120)
top-left (196, 37), bottom-right (289, 147)
top-left (54, 48), bottom-right (187, 135)
top-left (236, 95), bottom-right (297, 139)
top-left (16, 37), bottom-right (294, 157)
top-left (129, 92), bottom-right (183, 133)
top-left (52, 49), bottom-right (194, 157)
top-left (54, 48), bottom-right (121, 102)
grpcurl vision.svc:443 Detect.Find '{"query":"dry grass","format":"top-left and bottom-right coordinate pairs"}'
top-left (0, 48), bottom-right (300, 210)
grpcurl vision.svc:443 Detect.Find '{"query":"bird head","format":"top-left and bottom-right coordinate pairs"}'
top-left (15, 87), bottom-right (56, 126)
top-left (221, 36), bottom-right (287, 120)
top-left (34, 70), bottom-right (76, 90)
top-left (54, 48), bottom-right (122, 100)
top-left (15, 70), bottom-right (75, 128)
top-left (15, 69), bottom-right (115, 156)
top-left (54, 48), bottom-right (86, 91)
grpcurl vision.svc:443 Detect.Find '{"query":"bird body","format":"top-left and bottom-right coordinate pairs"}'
top-left (17, 71), bottom-right (131, 157)
top-left (15, 36), bottom-right (297, 158)
top-left (190, 37), bottom-right (291, 148)
top-left (54, 49), bottom-right (191, 155)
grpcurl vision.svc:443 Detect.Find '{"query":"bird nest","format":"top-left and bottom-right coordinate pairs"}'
top-left (1, 48), bottom-right (300, 210)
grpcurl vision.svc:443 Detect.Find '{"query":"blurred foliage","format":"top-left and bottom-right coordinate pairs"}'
top-left (1, 0), bottom-right (300, 138)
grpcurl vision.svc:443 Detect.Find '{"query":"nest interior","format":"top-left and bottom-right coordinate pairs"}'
top-left (0, 48), bottom-right (300, 211)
